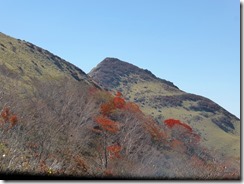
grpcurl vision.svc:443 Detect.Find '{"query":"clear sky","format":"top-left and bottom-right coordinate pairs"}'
top-left (0, 0), bottom-right (240, 118)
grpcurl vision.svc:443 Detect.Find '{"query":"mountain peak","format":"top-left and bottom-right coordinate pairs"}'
top-left (102, 57), bottom-right (122, 62)
top-left (97, 57), bottom-right (140, 71)
top-left (89, 57), bottom-right (178, 90)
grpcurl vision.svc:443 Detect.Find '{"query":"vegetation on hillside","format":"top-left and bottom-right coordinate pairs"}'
top-left (0, 33), bottom-right (240, 179)
top-left (0, 78), bottom-right (239, 178)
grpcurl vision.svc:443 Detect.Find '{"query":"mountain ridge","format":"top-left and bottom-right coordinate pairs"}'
top-left (0, 32), bottom-right (102, 91)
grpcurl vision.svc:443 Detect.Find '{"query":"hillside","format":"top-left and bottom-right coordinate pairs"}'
top-left (0, 32), bottom-right (102, 178)
top-left (0, 33), bottom-right (240, 179)
top-left (0, 32), bottom-right (100, 86)
top-left (89, 57), bottom-right (240, 159)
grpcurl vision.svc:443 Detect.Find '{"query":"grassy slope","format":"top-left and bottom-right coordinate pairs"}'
top-left (0, 33), bottom-right (61, 79)
top-left (120, 79), bottom-right (239, 158)
top-left (0, 33), bottom-right (92, 89)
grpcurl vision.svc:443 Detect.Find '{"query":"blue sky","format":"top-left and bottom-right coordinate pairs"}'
top-left (0, 0), bottom-right (240, 118)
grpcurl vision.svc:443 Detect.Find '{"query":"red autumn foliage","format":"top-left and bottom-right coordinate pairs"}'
top-left (164, 119), bottom-right (201, 146)
top-left (107, 144), bottom-right (122, 158)
top-left (98, 91), bottom-right (143, 117)
top-left (100, 102), bottom-right (115, 116)
top-left (1, 107), bottom-right (10, 122)
top-left (124, 102), bottom-right (141, 113)
top-left (116, 91), bottom-right (122, 97)
top-left (113, 96), bottom-right (126, 109)
top-left (0, 107), bottom-right (18, 129)
top-left (164, 119), bottom-right (192, 132)
top-left (99, 91), bottom-right (127, 115)
top-left (113, 91), bottom-right (126, 109)
top-left (9, 115), bottom-right (18, 126)
top-left (95, 116), bottom-right (119, 133)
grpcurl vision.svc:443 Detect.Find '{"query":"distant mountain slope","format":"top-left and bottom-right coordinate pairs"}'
top-left (89, 57), bottom-right (240, 159)
top-left (0, 32), bottom-right (98, 88)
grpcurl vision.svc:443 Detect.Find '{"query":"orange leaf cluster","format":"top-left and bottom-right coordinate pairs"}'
top-left (100, 91), bottom-right (126, 115)
top-left (107, 144), bottom-right (122, 158)
top-left (9, 115), bottom-right (18, 126)
top-left (124, 102), bottom-right (141, 113)
top-left (0, 107), bottom-right (18, 128)
top-left (1, 107), bottom-right (10, 122)
top-left (116, 91), bottom-right (122, 97)
top-left (100, 102), bottom-right (115, 116)
top-left (164, 119), bottom-right (192, 132)
top-left (95, 116), bottom-right (119, 133)
top-left (113, 96), bottom-right (126, 109)
top-left (99, 91), bottom-right (142, 117)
